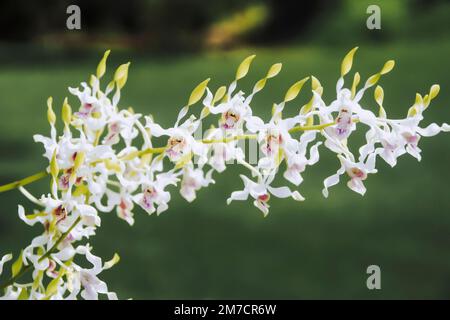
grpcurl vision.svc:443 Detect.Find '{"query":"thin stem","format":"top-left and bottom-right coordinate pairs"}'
top-left (18, 186), bottom-right (44, 207)
top-left (237, 158), bottom-right (262, 180)
top-left (0, 171), bottom-right (48, 193)
top-left (0, 216), bottom-right (82, 291)
top-left (40, 216), bottom-right (82, 263)
top-left (288, 122), bottom-right (335, 134)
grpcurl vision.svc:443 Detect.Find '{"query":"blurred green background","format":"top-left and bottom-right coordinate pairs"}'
top-left (0, 0), bottom-right (449, 299)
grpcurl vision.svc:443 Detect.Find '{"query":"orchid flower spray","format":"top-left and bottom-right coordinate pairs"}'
top-left (0, 47), bottom-right (448, 299)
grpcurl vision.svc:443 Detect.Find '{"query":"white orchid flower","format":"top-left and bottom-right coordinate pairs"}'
top-left (227, 174), bottom-right (304, 216)
top-left (323, 153), bottom-right (377, 197)
top-left (146, 115), bottom-right (207, 164)
top-left (204, 127), bottom-right (245, 173)
top-left (205, 90), bottom-right (253, 131)
top-left (132, 172), bottom-right (178, 215)
top-left (67, 245), bottom-right (118, 300)
top-left (180, 165), bottom-right (214, 202)
top-left (284, 131), bottom-right (322, 186)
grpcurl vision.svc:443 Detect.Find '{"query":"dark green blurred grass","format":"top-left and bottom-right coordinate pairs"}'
top-left (0, 40), bottom-right (449, 299)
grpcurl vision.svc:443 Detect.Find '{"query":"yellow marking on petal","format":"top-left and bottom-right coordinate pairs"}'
top-left (106, 80), bottom-right (115, 92)
top-left (235, 54), bottom-right (256, 80)
top-left (351, 72), bottom-right (360, 99)
top-left (73, 152), bottom-right (85, 171)
top-left (45, 268), bottom-right (65, 298)
top-left (366, 74), bottom-right (381, 87)
top-left (62, 97), bottom-right (72, 127)
top-left (253, 78), bottom-right (267, 93)
top-left (73, 183), bottom-right (89, 197)
top-left (96, 49), bottom-right (111, 79)
top-left (424, 84), bottom-right (440, 108)
top-left (104, 253), bottom-right (120, 270)
top-left (415, 93), bottom-right (423, 106)
top-left (251, 63), bottom-right (282, 95)
top-left (284, 77), bottom-right (309, 102)
top-left (174, 152), bottom-right (193, 169)
top-left (374, 85), bottom-right (384, 106)
top-left (266, 63), bottom-right (282, 78)
top-left (188, 78), bottom-right (210, 106)
top-left (271, 103), bottom-right (277, 117)
top-left (105, 159), bottom-right (121, 173)
top-left (212, 86), bottom-right (226, 105)
top-left (311, 76), bottom-right (322, 91)
top-left (89, 74), bottom-right (96, 87)
top-left (24, 211), bottom-right (47, 220)
top-left (374, 85), bottom-right (386, 118)
top-left (429, 84), bottom-right (440, 100)
top-left (200, 106), bottom-right (210, 119)
top-left (408, 94), bottom-right (421, 117)
top-left (364, 60), bottom-right (395, 88)
top-left (114, 62), bottom-right (131, 89)
top-left (341, 47), bottom-right (359, 77)
top-left (275, 148), bottom-right (284, 167)
top-left (300, 96), bottom-right (314, 115)
top-left (47, 97), bottom-right (56, 125)
top-left (50, 150), bottom-right (59, 179)
top-left (380, 60), bottom-right (395, 74)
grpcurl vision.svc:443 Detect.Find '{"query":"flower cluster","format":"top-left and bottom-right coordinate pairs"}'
top-left (0, 48), bottom-right (448, 299)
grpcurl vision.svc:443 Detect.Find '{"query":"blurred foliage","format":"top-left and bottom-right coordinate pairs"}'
top-left (1, 0), bottom-right (448, 51)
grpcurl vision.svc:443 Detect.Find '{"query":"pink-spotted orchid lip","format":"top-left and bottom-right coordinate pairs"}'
top-left (347, 167), bottom-right (367, 180)
top-left (141, 186), bottom-right (158, 210)
top-left (52, 204), bottom-right (67, 223)
top-left (74, 103), bottom-right (94, 119)
top-left (165, 136), bottom-right (187, 160)
top-left (262, 132), bottom-right (282, 156)
top-left (402, 132), bottom-right (420, 145)
top-left (220, 110), bottom-right (240, 129)
top-left (334, 107), bottom-right (353, 139)
top-left (257, 193), bottom-right (270, 202)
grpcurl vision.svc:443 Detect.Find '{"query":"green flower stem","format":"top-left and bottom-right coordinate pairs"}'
top-left (288, 122), bottom-right (336, 133)
top-left (0, 171), bottom-right (48, 193)
top-left (0, 216), bottom-right (82, 291)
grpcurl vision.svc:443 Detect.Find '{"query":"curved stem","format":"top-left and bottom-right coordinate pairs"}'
top-left (288, 122), bottom-right (335, 134)
top-left (0, 216), bottom-right (82, 291)
top-left (0, 171), bottom-right (48, 193)
top-left (18, 186), bottom-right (44, 206)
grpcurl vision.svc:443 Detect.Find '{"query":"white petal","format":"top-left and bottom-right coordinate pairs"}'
top-left (308, 142), bottom-right (322, 165)
top-left (283, 169), bottom-right (303, 186)
top-left (0, 253), bottom-right (13, 275)
top-left (322, 165), bottom-right (346, 198)
top-left (291, 191), bottom-right (305, 201)
top-left (347, 178), bottom-right (366, 196)
top-left (146, 122), bottom-right (170, 137)
top-left (417, 123), bottom-right (448, 137)
top-left (253, 200), bottom-right (269, 217)
top-left (227, 190), bottom-right (249, 204)
top-left (267, 186), bottom-right (293, 198)
top-left (245, 116), bottom-right (265, 133)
